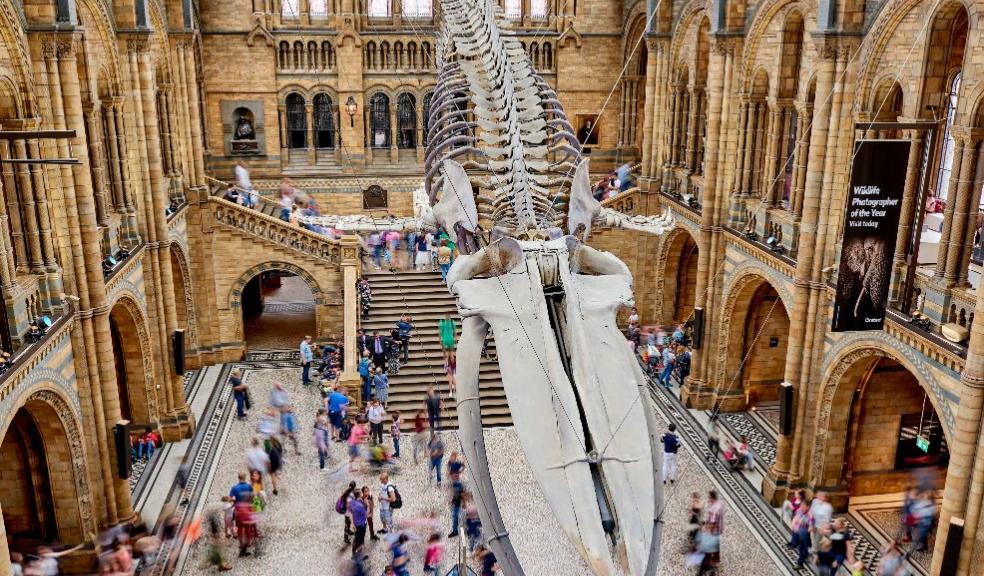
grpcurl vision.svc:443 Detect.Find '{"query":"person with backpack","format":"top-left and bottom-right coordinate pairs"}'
top-left (378, 471), bottom-right (400, 533)
top-left (338, 481), bottom-right (358, 545)
top-left (661, 423), bottom-right (680, 484)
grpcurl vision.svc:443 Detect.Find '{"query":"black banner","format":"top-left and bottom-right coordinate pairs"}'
top-left (832, 140), bottom-right (911, 332)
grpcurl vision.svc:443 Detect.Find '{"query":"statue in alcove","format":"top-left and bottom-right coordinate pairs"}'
top-left (235, 113), bottom-right (256, 140)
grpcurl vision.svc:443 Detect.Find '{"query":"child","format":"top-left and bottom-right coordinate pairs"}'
top-left (339, 415), bottom-right (354, 442)
top-left (423, 533), bottom-right (444, 575)
top-left (282, 405), bottom-right (300, 455)
top-left (249, 470), bottom-right (266, 512)
top-left (391, 411), bottom-right (402, 458)
top-left (222, 495), bottom-right (236, 538)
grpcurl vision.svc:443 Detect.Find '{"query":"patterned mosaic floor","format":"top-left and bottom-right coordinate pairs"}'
top-left (141, 358), bottom-right (787, 575)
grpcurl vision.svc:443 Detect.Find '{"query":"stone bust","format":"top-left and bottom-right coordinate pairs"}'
top-left (234, 114), bottom-right (256, 140)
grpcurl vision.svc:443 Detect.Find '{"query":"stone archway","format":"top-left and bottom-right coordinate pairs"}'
top-left (657, 228), bottom-right (699, 325)
top-left (230, 261), bottom-right (324, 350)
top-left (812, 345), bottom-right (952, 492)
top-left (109, 295), bottom-right (158, 425)
top-left (715, 272), bottom-right (791, 410)
top-left (0, 389), bottom-right (91, 558)
top-left (169, 244), bottom-right (198, 351)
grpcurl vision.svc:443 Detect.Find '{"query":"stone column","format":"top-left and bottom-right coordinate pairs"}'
top-left (944, 134), bottom-right (980, 285)
top-left (9, 133), bottom-right (45, 273)
top-left (684, 88), bottom-right (699, 172)
top-left (935, 136), bottom-right (966, 279)
top-left (762, 106), bottom-right (783, 206)
top-left (682, 37), bottom-right (728, 408)
top-left (640, 37), bottom-right (658, 184)
top-left (24, 137), bottom-right (58, 276)
top-left (415, 100), bottom-right (425, 163)
top-left (183, 44), bottom-right (207, 187)
top-left (933, 277), bottom-right (984, 573)
top-left (58, 34), bottom-right (131, 522)
top-left (137, 43), bottom-right (190, 433)
top-left (763, 41), bottom-right (837, 505)
top-left (339, 235), bottom-right (363, 402)
top-left (740, 101), bottom-right (757, 197)
top-left (789, 107), bottom-right (811, 219)
top-left (0, 501), bottom-right (11, 576)
top-left (306, 103), bottom-right (316, 164)
top-left (0, 141), bottom-right (27, 273)
top-left (958, 141), bottom-right (984, 286)
top-left (667, 86), bottom-right (680, 167)
top-left (389, 103), bottom-right (399, 162)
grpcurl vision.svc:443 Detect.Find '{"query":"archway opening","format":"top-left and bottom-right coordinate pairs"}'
top-left (0, 400), bottom-right (84, 555)
top-left (722, 278), bottom-right (789, 410)
top-left (169, 248), bottom-right (189, 333)
top-left (828, 356), bottom-right (947, 570)
top-left (109, 303), bottom-right (152, 426)
top-left (242, 270), bottom-right (316, 350)
top-left (661, 231), bottom-right (699, 325)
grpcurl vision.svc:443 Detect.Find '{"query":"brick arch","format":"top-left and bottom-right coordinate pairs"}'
top-left (109, 293), bottom-right (159, 424)
top-left (0, 386), bottom-right (94, 548)
top-left (228, 260), bottom-right (326, 343)
top-left (714, 269), bottom-right (792, 408)
top-left (810, 341), bottom-right (953, 490)
top-left (654, 226), bottom-right (699, 325)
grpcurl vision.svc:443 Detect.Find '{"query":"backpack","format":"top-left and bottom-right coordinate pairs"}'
top-left (335, 494), bottom-right (348, 515)
top-left (388, 484), bottom-right (403, 509)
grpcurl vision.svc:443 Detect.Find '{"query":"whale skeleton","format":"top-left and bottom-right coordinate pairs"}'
top-left (298, 0), bottom-right (674, 572)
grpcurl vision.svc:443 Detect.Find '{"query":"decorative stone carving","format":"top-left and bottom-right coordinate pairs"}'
top-left (211, 198), bottom-right (341, 263)
top-left (221, 100), bottom-right (266, 156)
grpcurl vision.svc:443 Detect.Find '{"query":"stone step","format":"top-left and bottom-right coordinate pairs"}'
top-left (361, 268), bottom-right (510, 427)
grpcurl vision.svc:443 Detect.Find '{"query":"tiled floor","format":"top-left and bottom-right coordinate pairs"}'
top-left (243, 276), bottom-right (317, 350)
top-left (170, 363), bottom-right (784, 575)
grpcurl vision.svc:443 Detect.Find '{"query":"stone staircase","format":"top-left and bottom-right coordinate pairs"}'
top-left (361, 268), bottom-right (512, 427)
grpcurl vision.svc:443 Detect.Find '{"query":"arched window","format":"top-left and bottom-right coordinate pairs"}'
top-left (403, 0), bottom-right (431, 17)
top-left (543, 43), bottom-right (553, 70)
top-left (370, 93), bottom-right (391, 148)
top-left (531, 0), bottom-right (547, 19)
top-left (369, 0), bottom-right (390, 17)
top-left (322, 41), bottom-right (335, 69)
top-left (380, 42), bottom-right (391, 69)
top-left (397, 93), bottom-right (416, 149)
top-left (408, 42), bottom-right (418, 69)
top-left (310, 0), bottom-right (329, 17)
top-left (423, 92), bottom-right (433, 146)
top-left (505, 0), bottom-right (521, 19)
top-left (313, 94), bottom-right (335, 149)
top-left (365, 41), bottom-right (377, 70)
top-left (282, 0), bottom-right (300, 18)
top-left (422, 42), bottom-right (432, 68)
top-left (936, 73), bottom-right (961, 201)
top-left (286, 93), bottom-right (307, 149)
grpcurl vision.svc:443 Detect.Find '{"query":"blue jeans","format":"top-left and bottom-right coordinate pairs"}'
top-left (234, 391), bottom-right (246, 417)
top-left (661, 365), bottom-right (674, 386)
top-left (302, 362), bottom-right (311, 384)
top-left (393, 436), bottom-right (401, 458)
top-left (318, 447), bottom-right (328, 469)
top-left (431, 456), bottom-right (443, 484)
top-left (439, 263), bottom-right (451, 282)
top-left (361, 374), bottom-right (371, 401)
top-left (794, 528), bottom-right (810, 566)
top-left (450, 503), bottom-right (461, 534)
top-left (373, 245), bottom-right (383, 267)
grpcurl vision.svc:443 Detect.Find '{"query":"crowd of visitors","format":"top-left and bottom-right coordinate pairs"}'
top-left (624, 307), bottom-right (693, 388)
top-left (362, 230), bottom-right (458, 282)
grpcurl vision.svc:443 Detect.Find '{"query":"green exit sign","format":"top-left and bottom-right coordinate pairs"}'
top-left (915, 435), bottom-right (930, 452)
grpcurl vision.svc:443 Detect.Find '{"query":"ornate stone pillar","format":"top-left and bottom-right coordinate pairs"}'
top-left (8, 130), bottom-right (45, 272)
top-left (640, 37), bottom-right (659, 185)
top-left (933, 280), bottom-right (984, 573)
top-left (306, 103), bottom-right (316, 164)
top-left (944, 133), bottom-right (980, 285)
top-left (137, 41), bottom-right (190, 434)
top-left (935, 136), bottom-right (966, 279)
top-left (762, 106), bottom-right (784, 206)
top-left (682, 36), bottom-right (728, 408)
top-left (58, 33), bottom-right (131, 523)
top-left (958, 140), bottom-right (984, 286)
top-left (415, 99), bottom-right (425, 163)
top-left (183, 43), bottom-right (206, 187)
top-left (0, 141), bottom-right (27, 273)
top-left (684, 88), bottom-right (699, 172)
top-left (339, 235), bottom-right (363, 401)
top-left (789, 105), bottom-right (811, 219)
top-left (740, 101), bottom-right (757, 197)
top-left (763, 40), bottom-right (838, 505)
top-left (887, 131), bottom-right (924, 304)
top-left (389, 103), bottom-right (399, 162)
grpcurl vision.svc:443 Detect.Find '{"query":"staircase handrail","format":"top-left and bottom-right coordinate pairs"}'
top-left (208, 194), bottom-right (345, 264)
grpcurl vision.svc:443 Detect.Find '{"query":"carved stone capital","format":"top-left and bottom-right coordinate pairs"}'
top-left (55, 36), bottom-right (77, 60)
top-left (711, 35), bottom-right (741, 57)
top-left (126, 36), bottom-right (151, 55)
top-left (41, 38), bottom-right (57, 60)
